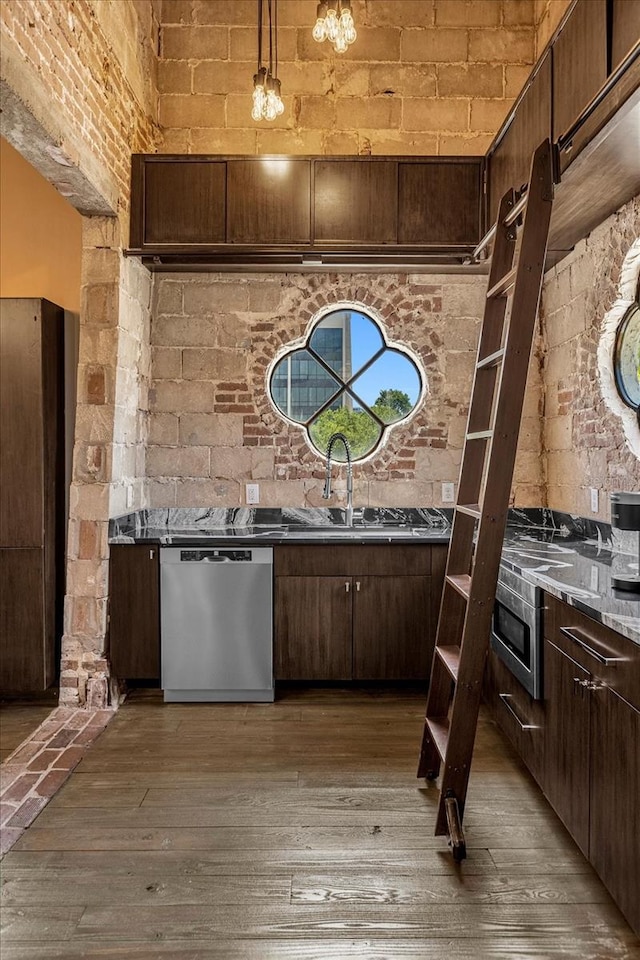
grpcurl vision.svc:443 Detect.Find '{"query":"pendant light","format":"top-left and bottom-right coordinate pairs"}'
top-left (312, 0), bottom-right (356, 53)
top-left (252, 0), bottom-right (284, 122)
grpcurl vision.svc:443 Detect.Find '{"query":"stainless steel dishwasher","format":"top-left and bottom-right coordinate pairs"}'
top-left (160, 547), bottom-right (273, 702)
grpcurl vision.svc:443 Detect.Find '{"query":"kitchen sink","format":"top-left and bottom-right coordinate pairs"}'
top-left (283, 525), bottom-right (428, 539)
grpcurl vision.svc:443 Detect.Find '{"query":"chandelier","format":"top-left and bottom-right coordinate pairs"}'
top-left (312, 0), bottom-right (356, 53)
top-left (252, 0), bottom-right (284, 122)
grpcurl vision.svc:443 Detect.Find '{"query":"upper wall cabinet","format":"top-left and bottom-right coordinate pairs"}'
top-left (129, 155), bottom-right (484, 266)
top-left (552, 0), bottom-right (608, 140)
top-left (611, 0), bottom-right (640, 72)
top-left (487, 52), bottom-right (551, 224)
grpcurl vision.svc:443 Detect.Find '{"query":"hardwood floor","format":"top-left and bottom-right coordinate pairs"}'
top-left (0, 696), bottom-right (58, 762)
top-left (1, 687), bottom-right (638, 959)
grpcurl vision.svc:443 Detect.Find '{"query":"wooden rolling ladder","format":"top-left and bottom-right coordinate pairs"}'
top-left (417, 139), bottom-right (555, 861)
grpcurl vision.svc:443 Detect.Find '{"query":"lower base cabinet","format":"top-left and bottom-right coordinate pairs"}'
top-left (487, 592), bottom-right (640, 936)
top-left (274, 544), bottom-right (445, 682)
top-left (108, 544), bottom-right (160, 680)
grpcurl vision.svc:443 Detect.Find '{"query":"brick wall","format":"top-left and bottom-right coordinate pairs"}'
top-left (541, 196), bottom-right (640, 519)
top-left (158, 0), bottom-right (537, 156)
top-left (147, 272), bottom-right (543, 509)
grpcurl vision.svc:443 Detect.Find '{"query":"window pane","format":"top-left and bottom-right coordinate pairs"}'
top-left (350, 349), bottom-right (421, 424)
top-left (270, 350), bottom-right (341, 423)
top-left (309, 309), bottom-right (384, 379)
top-left (308, 403), bottom-right (382, 460)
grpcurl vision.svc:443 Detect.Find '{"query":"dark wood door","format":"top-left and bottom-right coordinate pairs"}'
top-left (109, 545), bottom-right (160, 680)
top-left (0, 548), bottom-right (47, 691)
top-left (590, 686), bottom-right (640, 934)
top-left (227, 159), bottom-right (311, 243)
top-left (274, 576), bottom-right (352, 680)
top-left (611, 0), bottom-right (640, 71)
top-left (543, 638), bottom-right (591, 855)
top-left (352, 576), bottom-right (431, 680)
top-left (398, 161), bottom-right (482, 245)
top-left (142, 160), bottom-right (226, 245)
top-left (488, 52), bottom-right (551, 223)
top-left (314, 160), bottom-right (397, 243)
top-left (552, 0), bottom-right (608, 139)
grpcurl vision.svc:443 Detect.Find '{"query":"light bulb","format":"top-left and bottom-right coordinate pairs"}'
top-left (326, 9), bottom-right (339, 41)
top-left (345, 23), bottom-right (356, 44)
top-left (265, 93), bottom-right (278, 121)
top-left (251, 103), bottom-right (263, 121)
top-left (334, 34), bottom-right (347, 53)
top-left (276, 95), bottom-right (285, 116)
top-left (312, 18), bottom-right (327, 42)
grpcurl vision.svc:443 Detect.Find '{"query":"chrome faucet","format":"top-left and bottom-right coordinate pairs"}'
top-left (323, 432), bottom-right (353, 527)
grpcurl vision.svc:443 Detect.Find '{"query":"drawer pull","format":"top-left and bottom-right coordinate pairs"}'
top-left (498, 693), bottom-right (538, 730)
top-left (560, 627), bottom-right (624, 666)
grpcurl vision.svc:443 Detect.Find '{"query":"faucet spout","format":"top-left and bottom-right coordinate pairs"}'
top-left (322, 432), bottom-right (354, 526)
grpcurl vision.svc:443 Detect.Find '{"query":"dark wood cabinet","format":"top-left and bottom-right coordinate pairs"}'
top-left (227, 159), bottom-right (311, 244)
top-left (352, 576), bottom-right (431, 680)
top-left (274, 545), bottom-right (441, 682)
top-left (274, 576), bottom-right (352, 681)
top-left (313, 160), bottom-right (398, 244)
top-left (109, 544), bottom-right (160, 680)
top-left (131, 158), bottom-right (226, 247)
top-left (398, 161), bottom-right (482, 246)
top-left (543, 638), bottom-right (591, 855)
top-left (611, 0), bottom-right (640, 71)
top-left (484, 649), bottom-right (545, 786)
top-left (487, 52), bottom-right (551, 223)
top-left (552, 0), bottom-right (608, 140)
top-left (0, 299), bottom-right (64, 693)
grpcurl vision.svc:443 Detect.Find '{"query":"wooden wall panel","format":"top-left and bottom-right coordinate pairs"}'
top-left (227, 160), bottom-right (311, 243)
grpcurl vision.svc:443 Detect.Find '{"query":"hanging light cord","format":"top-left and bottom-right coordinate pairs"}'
top-left (257, 0), bottom-right (263, 70)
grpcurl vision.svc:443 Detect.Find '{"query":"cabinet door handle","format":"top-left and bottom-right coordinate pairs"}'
top-left (149, 549), bottom-right (155, 560)
top-left (355, 581), bottom-right (361, 592)
top-left (345, 581), bottom-right (350, 593)
top-left (498, 694), bottom-right (538, 730)
top-left (560, 627), bottom-right (624, 666)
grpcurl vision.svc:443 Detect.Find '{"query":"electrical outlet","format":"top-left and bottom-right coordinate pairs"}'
top-left (590, 487), bottom-right (599, 514)
top-left (590, 565), bottom-right (599, 592)
top-left (442, 482), bottom-right (455, 503)
top-left (245, 483), bottom-right (260, 505)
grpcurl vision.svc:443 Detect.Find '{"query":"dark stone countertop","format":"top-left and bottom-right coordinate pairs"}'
top-left (108, 506), bottom-right (639, 645)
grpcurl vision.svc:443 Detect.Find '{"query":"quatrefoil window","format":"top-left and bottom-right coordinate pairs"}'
top-left (268, 305), bottom-right (424, 461)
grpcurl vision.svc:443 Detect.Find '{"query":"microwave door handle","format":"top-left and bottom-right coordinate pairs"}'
top-left (559, 627), bottom-right (625, 666)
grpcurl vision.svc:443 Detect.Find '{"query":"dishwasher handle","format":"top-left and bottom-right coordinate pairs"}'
top-left (179, 549), bottom-right (254, 562)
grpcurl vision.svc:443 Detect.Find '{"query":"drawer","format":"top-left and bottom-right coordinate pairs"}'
top-left (544, 593), bottom-right (640, 710)
top-left (485, 649), bottom-right (545, 785)
top-left (274, 544), bottom-right (432, 577)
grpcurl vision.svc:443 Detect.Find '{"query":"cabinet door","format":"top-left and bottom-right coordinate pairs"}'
top-left (590, 687), bottom-right (640, 935)
top-left (488, 52), bottom-right (551, 223)
top-left (314, 161), bottom-right (397, 243)
top-left (0, 548), bottom-right (46, 692)
top-left (353, 576), bottom-right (430, 680)
top-left (275, 577), bottom-right (352, 680)
top-left (398, 161), bottom-right (482, 245)
top-left (552, 0), bottom-right (607, 139)
top-left (543, 638), bottom-right (591, 855)
top-left (612, 0), bottom-right (640, 72)
top-left (142, 160), bottom-right (226, 245)
top-left (109, 545), bottom-right (160, 679)
top-left (227, 160), bottom-right (311, 243)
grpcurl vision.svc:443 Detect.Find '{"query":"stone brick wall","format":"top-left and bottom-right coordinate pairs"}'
top-left (158, 0), bottom-right (537, 156)
top-left (534, 0), bottom-right (571, 56)
top-left (541, 196), bottom-right (640, 519)
top-left (147, 272), bottom-right (543, 509)
top-left (1, 0), bottom-right (161, 705)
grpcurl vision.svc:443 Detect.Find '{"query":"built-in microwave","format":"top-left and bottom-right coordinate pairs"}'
top-left (490, 567), bottom-right (544, 699)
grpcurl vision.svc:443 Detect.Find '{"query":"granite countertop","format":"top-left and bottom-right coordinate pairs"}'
top-left (108, 506), bottom-right (639, 645)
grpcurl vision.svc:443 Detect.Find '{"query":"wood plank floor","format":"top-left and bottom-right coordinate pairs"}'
top-left (1, 687), bottom-right (638, 959)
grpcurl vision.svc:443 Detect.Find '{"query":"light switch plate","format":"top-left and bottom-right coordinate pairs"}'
top-left (442, 482), bottom-right (455, 503)
top-left (590, 487), bottom-right (599, 513)
top-left (246, 483), bottom-right (260, 505)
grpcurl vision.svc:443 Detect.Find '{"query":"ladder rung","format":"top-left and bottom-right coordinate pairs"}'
top-left (486, 267), bottom-right (517, 299)
top-left (446, 574), bottom-right (471, 600)
top-left (466, 430), bottom-right (493, 440)
top-left (425, 716), bottom-right (450, 762)
top-left (456, 503), bottom-right (481, 520)
top-left (437, 645), bottom-right (461, 681)
top-left (477, 348), bottom-right (505, 370)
